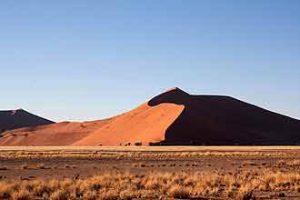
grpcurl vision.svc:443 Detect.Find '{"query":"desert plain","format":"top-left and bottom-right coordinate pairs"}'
top-left (0, 146), bottom-right (300, 200)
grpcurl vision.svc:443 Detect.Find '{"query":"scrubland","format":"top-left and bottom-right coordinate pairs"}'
top-left (1, 170), bottom-right (300, 200)
top-left (0, 147), bottom-right (300, 199)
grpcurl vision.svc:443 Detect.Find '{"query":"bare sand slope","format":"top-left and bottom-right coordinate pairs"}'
top-left (73, 103), bottom-right (184, 146)
top-left (0, 120), bottom-right (110, 146)
top-left (0, 88), bottom-right (185, 146)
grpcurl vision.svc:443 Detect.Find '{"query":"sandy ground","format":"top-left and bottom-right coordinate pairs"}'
top-left (0, 146), bottom-right (300, 180)
top-left (0, 146), bottom-right (300, 199)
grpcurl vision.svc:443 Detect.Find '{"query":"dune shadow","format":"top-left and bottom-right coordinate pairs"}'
top-left (148, 88), bottom-right (189, 106)
top-left (148, 89), bottom-right (300, 146)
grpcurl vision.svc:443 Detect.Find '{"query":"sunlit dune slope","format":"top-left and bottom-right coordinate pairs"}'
top-left (0, 120), bottom-right (110, 146)
top-left (73, 88), bottom-right (186, 145)
top-left (73, 103), bottom-right (184, 146)
top-left (0, 88), bottom-right (185, 146)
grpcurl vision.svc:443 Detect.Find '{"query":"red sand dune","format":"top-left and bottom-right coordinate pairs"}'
top-left (1, 88), bottom-right (300, 146)
top-left (0, 120), bottom-right (110, 146)
top-left (73, 102), bottom-right (184, 146)
top-left (150, 88), bottom-right (300, 145)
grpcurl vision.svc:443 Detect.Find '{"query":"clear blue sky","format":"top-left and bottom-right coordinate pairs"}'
top-left (1, 0), bottom-right (300, 121)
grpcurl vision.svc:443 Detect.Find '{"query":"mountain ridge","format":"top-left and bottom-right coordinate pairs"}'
top-left (0, 109), bottom-right (54, 133)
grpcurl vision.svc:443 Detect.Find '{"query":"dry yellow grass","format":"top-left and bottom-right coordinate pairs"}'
top-left (0, 170), bottom-right (299, 199)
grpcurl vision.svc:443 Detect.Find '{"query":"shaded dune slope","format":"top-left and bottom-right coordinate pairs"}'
top-left (0, 109), bottom-right (53, 133)
top-left (1, 88), bottom-right (300, 146)
top-left (149, 88), bottom-right (300, 145)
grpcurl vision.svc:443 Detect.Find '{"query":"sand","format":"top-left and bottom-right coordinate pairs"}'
top-left (1, 87), bottom-right (300, 146)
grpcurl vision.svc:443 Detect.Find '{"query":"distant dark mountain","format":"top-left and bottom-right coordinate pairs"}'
top-left (0, 88), bottom-right (300, 146)
top-left (0, 109), bottom-right (54, 133)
